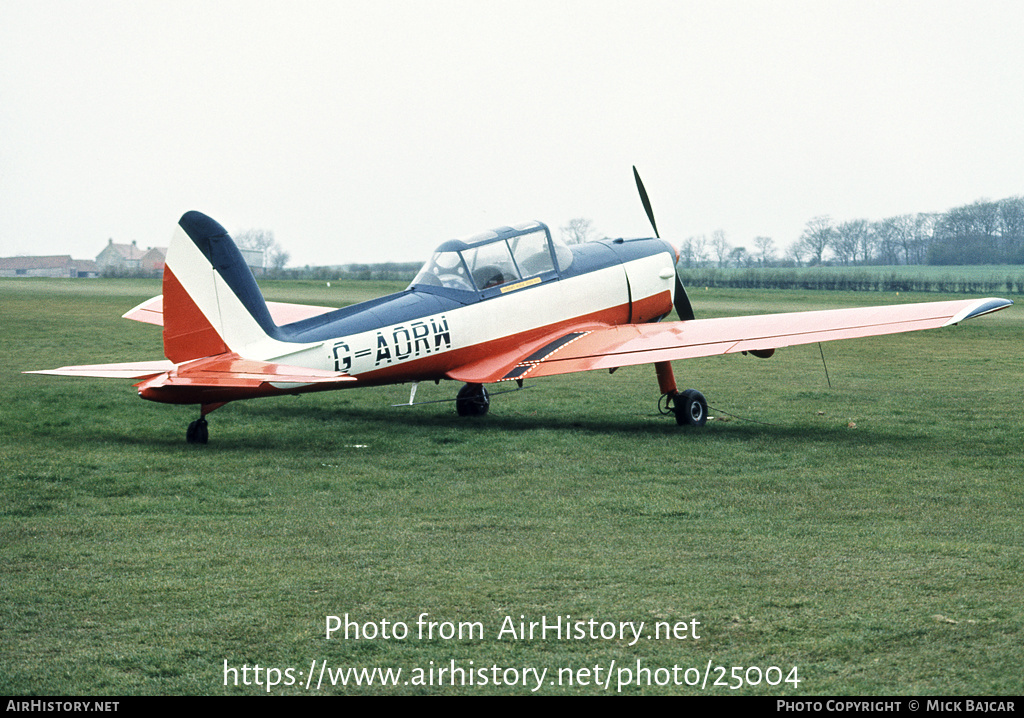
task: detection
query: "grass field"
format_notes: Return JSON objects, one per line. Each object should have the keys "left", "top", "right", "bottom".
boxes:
{"left": 2, "top": 278, "right": 1022, "bottom": 695}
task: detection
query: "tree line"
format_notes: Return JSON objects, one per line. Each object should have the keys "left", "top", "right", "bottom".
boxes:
{"left": 203, "top": 196, "right": 1024, "bottom": 282}
{"left": 275, "top": 262, "right": 421, "bottom": 281}
{"left": 674, "top": 195, "right": 1024, "bottom": 269}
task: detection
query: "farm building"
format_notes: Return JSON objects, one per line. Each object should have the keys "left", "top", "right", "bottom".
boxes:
{"left": 93, "top": 240, "right": 259, "bottom": 275}
{"left": 95, "top": 239, "right": 166, "bottom": 274}
{"left": 0, "top": 256, "right": 100, "bottom": 278}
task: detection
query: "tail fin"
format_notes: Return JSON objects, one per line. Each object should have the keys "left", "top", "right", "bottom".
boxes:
{"left": 162, "top": 211, "right": 278, "bottom": 363}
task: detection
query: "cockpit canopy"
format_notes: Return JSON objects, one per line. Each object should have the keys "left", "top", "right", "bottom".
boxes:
{"left": 410, "top": 221, "right": 573, "bottom": 294}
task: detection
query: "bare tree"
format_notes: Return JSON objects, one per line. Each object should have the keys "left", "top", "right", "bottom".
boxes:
{"left": 799, "top": 216, "right": 834, "bottom": 265}
{"left": 710, "top": 229, "right": 730, "bottom": 267}
{"left": 752, "top": 236, "right": 775, "bottom": 267}
{"left": 873, "top": 219, "right": 902, "bottom": 264}
{"left": 679, "top": 237, "right": 696, "bottom": 268}
{"left": 235, "top": 228, "right": 289, "bottom": 273}
{"left": 910, "top": 213, "right": 937, "bottom": 265}
{"left": 853, "top": 219, "right": 877, "bottom": 264}
{"left": 892, "top": 215, "right": 917, "bottom": 265}
{"left": 235, "top": 229, "right": 277, "bottom": 253}
{"left": 931, "top": 201, "right": 1002, "bottom": 264}
{"left": 690, "top": 234, "right": 709, "bottom": 267}
{"left": 786, "top": 241, "right": 806, "bottom": 267}
{"left": 269, "top": 247, "right": 291, "bottom": 272}
{"left": 873, "top": 214, "right": 932, "bottom": 265}
{"left": 832, "top": 220, "right": 868, "bottom": 265}
{"left": 998, "top": 196, "right": 1024, "bottom": 260}
{"left": 560, "top": 218, "right": 598, "bottom": 245}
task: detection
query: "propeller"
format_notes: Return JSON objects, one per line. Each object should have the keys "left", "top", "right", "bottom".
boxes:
{"left": 632, "top": 165, "right": 695, "bottom": 321}
{"left": 633, "top": 165, "right": 660, "bottom": 239}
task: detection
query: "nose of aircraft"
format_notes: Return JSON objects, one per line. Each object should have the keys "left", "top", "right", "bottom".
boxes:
{"left": 665, "top": 239, "right": 680, "bottom": 264}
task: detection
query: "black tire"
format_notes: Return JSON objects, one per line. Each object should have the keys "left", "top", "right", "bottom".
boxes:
{"left": 455, "top": 383, "right": 490, "bottom": 417}
{"left": 186, "top": 418, "right": 209, "bottom": 444}
{"left": 673, "top": 389, "right": 707, "bottom": 427}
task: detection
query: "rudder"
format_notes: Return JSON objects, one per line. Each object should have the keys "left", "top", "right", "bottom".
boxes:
{"left": 162, "top": 211, "right": 278, "bottom": 362}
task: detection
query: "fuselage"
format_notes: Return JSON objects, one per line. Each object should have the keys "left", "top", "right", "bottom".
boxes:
{"left": 138, "top": 221, "right": 678, "bottom": 405}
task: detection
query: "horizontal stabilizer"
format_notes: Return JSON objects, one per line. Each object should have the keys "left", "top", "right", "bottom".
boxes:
{"left": 152, "top": 353, "right": 356, "bottom": 388}
{"left": 122, "top": 296, "right": 165, "bottom": 326}
{"left": 26, "top": 354, "right": 354, "bottom": 391}
{"left": 25, "top": 360, "right": 176, "bottom": 379}
{"left": 123, "top": 295, "right": 336, "bottom": 327}
{"left": 129, "top": 352, "right": 357, "bottom": 405}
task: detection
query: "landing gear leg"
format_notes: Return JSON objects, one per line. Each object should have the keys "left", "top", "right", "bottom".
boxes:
{"left": 455, "top": 383, "right": 490, "bottom": 417}
{"left": 655, "top": 361, "right": 678, "bottom": 396}
{"left": 185, "top": 402, "right": 226, "bottom": 444}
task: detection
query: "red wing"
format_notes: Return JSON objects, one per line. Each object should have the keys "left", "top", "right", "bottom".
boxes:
{"left": 453, "top": 297, "right": 1011, "bottom": 383}
{"left": 444, "top": 321, "right": 612, "bottom": 384}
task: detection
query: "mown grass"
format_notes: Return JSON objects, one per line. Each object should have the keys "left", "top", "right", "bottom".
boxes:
{"left": 1, "top": 278, "right": 1021, "bottom": 695}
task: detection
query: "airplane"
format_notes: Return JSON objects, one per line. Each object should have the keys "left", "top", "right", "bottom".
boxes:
{"left": 27, "top": 169, "right": 1012, "bottom": 443}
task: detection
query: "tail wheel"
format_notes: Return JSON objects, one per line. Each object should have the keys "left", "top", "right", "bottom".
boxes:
{"left": 673, "top": 389, "right": 707, "bottom": 427}
{"left": 456, "top": 383, "right": 490, "bottom": 417}
{"left": 186, "top": 417, "right": 209, "bottom": 444}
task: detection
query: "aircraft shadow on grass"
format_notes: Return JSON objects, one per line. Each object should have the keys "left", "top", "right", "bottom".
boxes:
{"left": 80, "top": 398, "right": 937, "bottom": 453}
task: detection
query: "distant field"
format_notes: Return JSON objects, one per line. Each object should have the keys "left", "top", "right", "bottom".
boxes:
{"left": 2, "top": 278, "right": 1021, "bottom": 695}
{"left": 679, "top": 265, "right": 1024, "bottom": 294}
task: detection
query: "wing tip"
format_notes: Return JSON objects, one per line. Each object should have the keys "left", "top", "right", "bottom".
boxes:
{"left": 944, "top": 297, "right": 1013, "bottom": 326}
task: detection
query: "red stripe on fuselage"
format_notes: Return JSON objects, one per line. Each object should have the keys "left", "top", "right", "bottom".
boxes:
{"left": 343, "top": 292, "right": 670, "bottom": 386}
{"left": 630, "top": 289, "right": 673, "bottom": 324}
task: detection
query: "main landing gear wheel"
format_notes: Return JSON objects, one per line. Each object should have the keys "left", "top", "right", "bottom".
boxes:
{"left": 456, "top": 383, "right": 490, "bottom": 417}
{"left": 673, "top": 389, "right": 708, "bottom": 427}
{"left": 186, "top": 418, "right": 209, "bottom": 444}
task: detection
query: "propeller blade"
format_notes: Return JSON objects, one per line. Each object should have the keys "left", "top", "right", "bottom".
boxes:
{"left": 633, "top": 166, "right": 693, "bottom": 320}
{"left": 674, "top": 273, "right": 695, "bottom": 321}
{"left": 633, "top": 165, "right": 660, "bottom": 238}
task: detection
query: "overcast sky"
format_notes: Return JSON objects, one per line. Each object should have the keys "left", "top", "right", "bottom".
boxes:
{"left": 2, "top": 1, "right": 1022, "bottom": 266}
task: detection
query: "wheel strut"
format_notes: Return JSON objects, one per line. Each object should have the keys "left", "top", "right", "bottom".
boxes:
{"left": 185, "top": 402, "right": 227, "bottom": 444}
{"left": 654, "top": 361, "right": 707, "bottom": 427}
